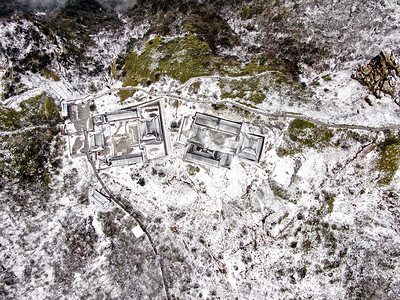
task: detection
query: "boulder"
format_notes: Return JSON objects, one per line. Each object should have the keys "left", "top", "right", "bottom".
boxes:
{"left": 352, "top": 49, "right": 400, "bottom": 105}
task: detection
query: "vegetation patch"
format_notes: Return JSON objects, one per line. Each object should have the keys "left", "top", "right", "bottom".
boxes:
{"left": 321, "top": 74, "right": 332, "bottom": 81}
{"left": 321, "top": 192, "right": 336, "bottom": 214}
{"left": 182, "top": 11, "right": 238, "bottom": 52}
{"left": 216, "top": 53, "right": 299, "bottom": 79}
{"left": 240, "top": 5, "right": 264, "bottom": 20}
{"left": 277, "top": 119, "right": 334, "bottom": 156}
{"left": 220, "top": 72, "right": 307, "bottom": 106}
{"left": 122, "top": 34, "right": 214, "bottom": 87}
{"left": 120, "top": 34, "right": 301, "bottom": 102}
{"left": 220, "top": 76, "right": 263, "bottom": 104}
{"left": 2, "top": 66, "right": 27, "bottom": 100}
{"left": 268, "top": 178, "right": 297, "bottom": 203}
{"left": 0, "top": 93, "right": 61, "bottom": 131}
{"left": 41, "top": 68, "right": 61, "bottom": 81}
{"left": 118, "top": 89, "right": 136, "bottom": 102}
{"left": 0, "top": 129, "right": 61, "bottom": 185}
{"left": 19, "top": 50, "right": 52, "bottom": 73}
{"left": 0, "top": 94, "right": 62, "bottom": 185}
{"left": 211, "top": 103, "right": 227, "bottom": 111}
{"left": 1, "top": 80, "right": 26, "bottom": 100}
{"left": 50, "top": 0, "right": 121, "bottom": 63}
{"left": 128, "top": 0, "right": 238, "bottom": 52}
{"left": 375, "top": 134, "right": 400, "bottom": 185}
{"left": 63, "top": 216, "right": 99, "bottom": 269}
{"left": 188, "top": 165, "right": 200, "bottom": 176}
{"left": 188, "top": 81, "right": 201, "bottom": 94}
{"left": 297, "top": 207, "right": 342, "bottom": 257}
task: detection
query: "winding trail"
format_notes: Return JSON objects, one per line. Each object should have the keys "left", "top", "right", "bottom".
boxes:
{"left": 85, "top": 148, "right": 171, "bottom": 300}
{"left": 172, "top": 70, "right": 285, "bottom": 92}
{"left": 4, "top": 71, "right": 400, "bottom": 131}
{"left": 77, "top": 79, "right": 399, "bottom": 299}
{"left": 76, "top": 77, "right": 400, "bottom": 132}
{"left": 7, "top": 73, "right": 398, "bottom": 299}
{"left": 0, "top": 125, "right": 50, "bottom": 136}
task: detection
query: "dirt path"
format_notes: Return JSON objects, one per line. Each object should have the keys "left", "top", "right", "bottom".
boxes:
{"left": 76, "top": 79, "right": 400, "bottom": 132}
{"left": 84, "top": 146, "right": 171, "bottom": 300}
{"left": 0, "top": 125, "right": 50, "bottom": 136}
{"left": 66, "top": 75, "right": 399, "bottom": 300}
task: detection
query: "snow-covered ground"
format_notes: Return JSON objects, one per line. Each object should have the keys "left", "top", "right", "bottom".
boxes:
{"left": 1, "top": 4, "right": 400, "bottom": 299}
{"left": 51, "top": 90, "right": 400, "bottom": 299}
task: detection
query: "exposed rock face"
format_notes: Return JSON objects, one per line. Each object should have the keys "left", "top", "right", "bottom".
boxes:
{"left": 352, "top": 50, "right": 400, "bottom": 105}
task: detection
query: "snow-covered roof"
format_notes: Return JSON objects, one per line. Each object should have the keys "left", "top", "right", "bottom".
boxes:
{"left": 89, "top": 189, "right": 109, "bottom": 208}
{"left": 139, "top": 116, "right": 163, "bottom": 144}
{"left": 88, "top": 132, "right": 105, "bottom": 152}
{"left": 185, "top": 144, "right": 221, "bottom": 167}
{"left": 183, "top": 112, "right": 264, "bottom": 168}
{"left": 194, "top": 112, "right": 242, "bottom": 135}
{"left": 61, "top": 101, "right": 68, "bottom": 117}
{"left": 106, "top": 109, "right": 139, "bottom": 122}
{"left": 237, "top": 133, "right": 265, "bottom": 163}
{"left": 70, "top": 99, "right": 170, "bottom": 169}
{"left": 110, "top": 152, "right": 144, "bottom": 166}
{"left": 132, "top": 225, "right": 145, "bottom": 238}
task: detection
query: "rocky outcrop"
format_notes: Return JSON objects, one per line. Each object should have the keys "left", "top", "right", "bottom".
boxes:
{"left": 352, "top": 50, "right": 400, "bottom": 105}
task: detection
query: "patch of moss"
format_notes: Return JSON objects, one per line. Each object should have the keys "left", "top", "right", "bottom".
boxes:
{"left": 268, "top": 178, "right": 297, "bottom": 203}
{"left": 324, "top": 193, "right": 335, "bottom": 214}
{"left": 248, "top": 53, "right": 300, "bottom": 80}
{"left": 0, "top": 94, "right": 62, "bottom": 185}
{"left": 215, "top": 53, "right": 299, "bottom": 80}
{"left": 0, "top": 93, "right": 61, "bottom": 131}
{"left": 240, "top": 5, "right": 264, "bottom": 20}
{"left": 248, "top": 92, "right": 266, "bottom": 104}
{"left": 123, "top": 34, "right": 214, "bottom": 87}
{"left": 188, "top": 81, "right": 201, "bottom": 94}
{"left": 117, "top": 89, "right": 135, "bottom": 102}
{"left": 110, "top": 61, "right": 119, "bottom": 80}
{"left": 277, "top": 119, "right": 334, "bottom": 156}
{"left": 220, "top": 71, "right": 307, "bottom": 106}
{"left": 215, "top": 57, "right": 255, "bottom": 77}
{"left": 375, "top": 135, "right": 400, "bottom": 185}
{"left": 321, "top": 74, "right": 332, "bottom": 81}
{"left": 188, "top": 165, "right": 200, "bottom": 176}
{"left": 41, "top": 69, "right": 60, "bottom": 81}
{"left": 121, "top": 34, "right": 301, "bottom": 99}
{"left": 219, "top": 76, "right": 263, "bottom": 104}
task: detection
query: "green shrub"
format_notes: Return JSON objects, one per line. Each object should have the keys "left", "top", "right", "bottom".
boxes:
{"left": 240, "top": 5, "right": 264, "bottom": 20}
{"left": 375, "top": 135, "right": 400, "bottom": 185}
{"left": 277, "top": 119, "right": 333, "bottom": 156}
{"left": 123, "top": 34, "right": 214, "bottom": 87}
{"left": 41, "top": 69, "right": 61, "bottom": 81}
{"left": 0, "top": 94, "right": 62, "bottom": 185}
{"left": 122, "top": 33, "right": 301, "bottom": 91}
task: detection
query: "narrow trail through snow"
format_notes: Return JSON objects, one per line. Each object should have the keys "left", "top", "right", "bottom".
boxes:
{"left": 5, "top": 74, "right": 400, "bottom": 131}
{"left": 0, "top": 125, "right": 50, "bottom": 136}
{"left": 85, "top": 147, "right": 172, "bottom": 300}
{"left": 82, "top": 81, "right": 400, "bottom": 132}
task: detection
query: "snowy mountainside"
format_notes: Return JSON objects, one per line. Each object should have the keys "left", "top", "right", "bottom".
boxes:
{"left": 0, "top": 8, "right": 147, "bottom": 102}
{"left": 0, "top": 1, "right": 400, "bottom": 299}
{"left": 226, "top": 0, "right": 400, "bottom": 69}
